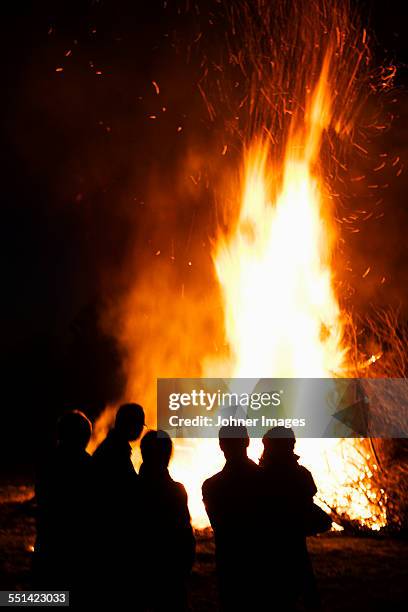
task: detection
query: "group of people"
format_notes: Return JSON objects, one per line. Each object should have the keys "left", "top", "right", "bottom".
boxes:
{"left": 34, "top": 402, "right": 324, "bottom": 611}
{"left": 203, "top": 424, "right": 322, "bottom": 611}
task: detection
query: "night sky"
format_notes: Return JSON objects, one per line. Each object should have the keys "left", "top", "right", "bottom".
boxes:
{"left": 1, "top": 1, "right": 407, "bottom": 475}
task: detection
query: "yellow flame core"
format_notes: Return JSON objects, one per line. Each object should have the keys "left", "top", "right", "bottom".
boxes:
{"left": 215, "top": 156, "right": 344, "bottom": 379}
{"left": 170, "top": 52, "right": 387, "bottom": 530}
{"left": 215, "top": 55, "right": 344, "bottom": 380}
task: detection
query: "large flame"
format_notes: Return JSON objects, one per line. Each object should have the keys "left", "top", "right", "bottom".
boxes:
{"left": 194, "top": 51, "right": 385, "bottom": 529}
{"left": 169, "top": 21, "right": 386, "bottom": 530}
{"left": 214, "top": 73, "right": 344, "bottom": 379}
{"left": 93, "top": 0, "right": 388, "bottom": 530}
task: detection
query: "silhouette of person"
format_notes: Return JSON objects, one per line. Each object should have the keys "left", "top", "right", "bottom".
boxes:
{"left": 260, "top": 426, "right": 319, "bottom": 611}
{"left": 34, "top": 410, "right": 92, "bottom": 598}
{"left": 139, "top": 430, "right": 195, "bottom": 611}
{"left": 91, "top": 403, "right": 145, "bottom": 608}
{"left": 92, "top": 402, "right": 145, "bottom": 488}
{"left": 202, "top": 426, "right": 262, "bottom": 611}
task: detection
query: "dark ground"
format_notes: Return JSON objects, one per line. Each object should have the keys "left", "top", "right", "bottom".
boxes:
{"left": 0, "top": 485, "right": 406, "bottom": 611}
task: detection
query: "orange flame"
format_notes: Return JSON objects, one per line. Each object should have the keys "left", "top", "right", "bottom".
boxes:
{"left": 169, "top": 13, "right": 386, "bottom": 529}
{"left": 93, "top": 0, "right": 387, "bottom": 530}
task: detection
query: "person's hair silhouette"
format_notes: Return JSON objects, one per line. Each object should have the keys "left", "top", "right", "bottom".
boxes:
{"left": 114, "top": 402, "right": 145, "bottom": 442}
{"left": 57, "top": 410, "right": 92, "bottom": 450}
{"left": 260, "top": 425, "right": 295, "bottom": 465}
{"left": 218, "top": 425, "right": 250, "bottom": 461}
{"left": 140, "top": 429, "right": 172, "bottom": 468}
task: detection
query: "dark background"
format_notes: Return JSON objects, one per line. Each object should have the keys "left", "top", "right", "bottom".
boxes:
{"left": 0, "top": 0, "right": 407, "bottom": 477}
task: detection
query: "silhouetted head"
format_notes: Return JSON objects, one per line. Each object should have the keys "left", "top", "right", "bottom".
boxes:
{"left": 140, "top": 429, "right": 172, "bottom": 469}
{"left": 219, "top": 425, "right": 249, "bottom": 462}
{"left": 57, "top": 410, "right": 92, "bottom": 451}
{"left": 114, "top": 403, "right": 145, "bottom": 442}
{"left": 261, "top": 426, "right": 296, "bottom": 463}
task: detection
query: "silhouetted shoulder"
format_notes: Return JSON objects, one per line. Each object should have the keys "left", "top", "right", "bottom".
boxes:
{"left": 244, "top": 457, "right": 259, "bottom": 470}
{"left": 203, "top": 458, "right": 259, "bottom": 491}
{"left": 173, "top": 480, "right": 188, "bottom": 502}
{"left": 170, "top": 481, "right": 193, "bottom": 529}
{"left": 91, "top": 429, "right": 137, "bottom": 486}
{"left": 298, "top": 464, "right": 317, "bottom": 497}
{"left": 202, "top": 459, "right": 261, "bottom": 517}
{"left": 165, "top": 479, "right": 190, "bottom": 517}
{"left": 201, "top": 471, "right": 222, "bottom": 501}
{"left": 202, "top": 470, "right": 222, "bottom": 493}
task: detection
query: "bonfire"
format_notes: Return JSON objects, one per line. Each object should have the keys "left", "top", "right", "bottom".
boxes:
{"left": 93, "top": 0, "right": 407, "bottom": 533}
